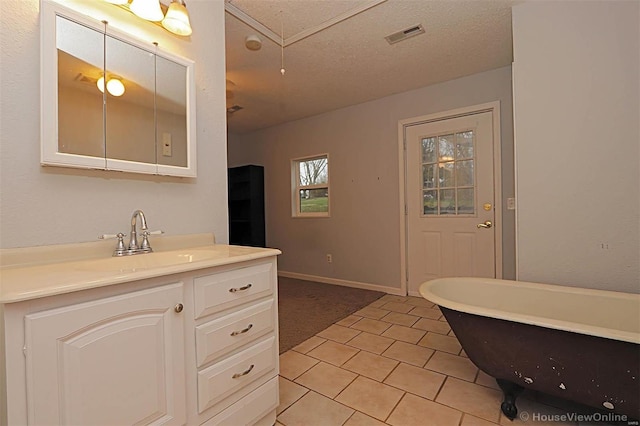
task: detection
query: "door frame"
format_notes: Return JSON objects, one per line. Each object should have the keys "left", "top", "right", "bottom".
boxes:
{"left": 398, "top": 101, "right": 503, "bottom": 296}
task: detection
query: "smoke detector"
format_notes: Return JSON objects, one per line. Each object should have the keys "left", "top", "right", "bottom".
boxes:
{"left": 385, "top": 24, "right": 425, "bottom": 44}
{"left": 245, "top": 34, "right": 262, "bottom": 51}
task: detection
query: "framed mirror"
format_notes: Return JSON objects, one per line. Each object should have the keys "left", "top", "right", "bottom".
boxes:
{"left": 41, "top": 1, "right": 197, "bottom": 177}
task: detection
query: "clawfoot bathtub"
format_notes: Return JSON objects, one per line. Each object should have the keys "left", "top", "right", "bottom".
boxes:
{"left": 420, "top": 277, "right": 640, "bottom": 421}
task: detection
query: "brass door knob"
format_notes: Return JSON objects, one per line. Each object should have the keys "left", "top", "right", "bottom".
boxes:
{"left": 174, "top": 303, "right": 184, "bottom": 313}
{"left": 477, "top": 221, "right": 493, "bottom": 229}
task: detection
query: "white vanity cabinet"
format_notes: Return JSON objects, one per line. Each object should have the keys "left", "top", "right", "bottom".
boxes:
{"left": 24, "top": 283, "right": 186, "bottom": 425}
{"left": 0, "top": 246, "right": 280, "bottom": 426}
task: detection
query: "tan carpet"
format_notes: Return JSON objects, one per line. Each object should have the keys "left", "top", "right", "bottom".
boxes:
{"left": 278, "top": 276, "right": 384, "bottom": 353}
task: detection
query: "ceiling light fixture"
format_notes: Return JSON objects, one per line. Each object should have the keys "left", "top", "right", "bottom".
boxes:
{"left": 104, "top": 0, "right": 193, "bottom": 37}
{"left": 162, "top": 0, "right": 193, "bottom": 36}
{"left": 97, "top": 76, "right": 126, "bottom": 97}
{"left": 129, "top": 0, "right": 164, "bottom": 21}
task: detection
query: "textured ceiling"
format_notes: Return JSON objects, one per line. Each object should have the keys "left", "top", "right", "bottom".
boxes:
{"left": 225, "top": 0, "right": 515, "bottom": 134}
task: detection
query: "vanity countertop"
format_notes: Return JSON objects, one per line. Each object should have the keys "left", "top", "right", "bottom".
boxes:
{"left": 0, "top": 237, "right": 280, "bottom": 304}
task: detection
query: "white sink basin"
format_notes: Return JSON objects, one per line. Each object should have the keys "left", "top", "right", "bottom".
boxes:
{"left": 75, "top": 248, "right": 225, "bottom": 273}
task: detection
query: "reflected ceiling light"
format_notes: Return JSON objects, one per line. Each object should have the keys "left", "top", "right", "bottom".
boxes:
{"left": 130, "top": 0, "right": 164, "bottom": 22}
{"left": 97, "top": 76, "right": 126, "bottom": 97}
{"left": 104, "top": 0, "right": 128, "bottom": 4}
{"left": 162, "top": 0, "right": 193, "bottom": 36}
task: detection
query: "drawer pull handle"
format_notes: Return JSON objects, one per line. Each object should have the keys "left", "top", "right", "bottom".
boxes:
{"left": 232, "top": 364, "right": 255, "bottom": 379}
{"left": 230, "top": 324, "right": 253, "bottom": 336}
{"left": 229, "top": 283, "right": 252, "bottom": 293}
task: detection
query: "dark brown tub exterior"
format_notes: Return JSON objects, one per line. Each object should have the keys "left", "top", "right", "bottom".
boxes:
{"left": 441, "top": 307, "right": 640, "bottom": 420}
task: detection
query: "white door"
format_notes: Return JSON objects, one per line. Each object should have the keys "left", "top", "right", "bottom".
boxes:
{"left": 24, "top": 283, "right": 186, "bottom": 426}
{"left": 406, "top": 111, "right": 496, "bottom": 295}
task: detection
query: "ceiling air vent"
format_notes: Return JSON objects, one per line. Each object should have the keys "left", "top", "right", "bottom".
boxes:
{"left": 227, "top": 105, "right": 243, "bottom": 114}
{"left": 385, "top": 24, "right": 425, "bottom": 45}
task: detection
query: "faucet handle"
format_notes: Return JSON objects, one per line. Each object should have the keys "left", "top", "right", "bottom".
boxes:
{"left": 140, "top": 230, "right": 163, "bottom": 251}
{"left": 99, "top": 232, "right": 126, "bottom": 240}
{"left": 100, "top": 233, "right": 127, "bottom": 256}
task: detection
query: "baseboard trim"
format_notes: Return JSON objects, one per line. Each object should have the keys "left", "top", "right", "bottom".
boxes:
{"left": 277, "top": 271, "right": 405, "bottom": 296}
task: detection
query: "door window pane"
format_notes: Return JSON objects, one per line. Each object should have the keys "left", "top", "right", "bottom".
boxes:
{"left": 420, "top": 129, "right": 476, "bottom": 216}
{"left": 423, "top": 190, "right": 437, "bottom": 215}
{"left": 421, "top": 137, "right": 437, "bottom": 163}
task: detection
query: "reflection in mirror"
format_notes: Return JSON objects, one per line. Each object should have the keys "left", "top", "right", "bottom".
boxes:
{"left": 156, "top": 55, "right": 188, "bottom": 168}
{"left": 105, "top": 35, "right": 156, "bottom": 164}
{"left": 56, "top": 16, "right": 105, "bottom": 159}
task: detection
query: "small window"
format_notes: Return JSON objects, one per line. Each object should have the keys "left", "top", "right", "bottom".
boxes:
{"left": 292, "top": 154, "right": 329, "bottom": 217}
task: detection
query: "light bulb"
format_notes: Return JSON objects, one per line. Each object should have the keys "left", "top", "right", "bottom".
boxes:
{"left": 162, "top": 0, "right": 193, "bottom": 36}
{"left": 130, "top": 0, "right": 164, "bottom": 22}
{"left": 106, "top": 78, "right": 125, "bottom": 96}
{"left": 97, "top": 76, "right": 105, "bottom": 93}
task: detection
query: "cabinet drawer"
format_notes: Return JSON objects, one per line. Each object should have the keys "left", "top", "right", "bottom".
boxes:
{"left": 197, "top": 336, "right": 277, "bottom": 414}
{"left": 195, "top": 299, "right": 275, "bottom": 367}
{"left": 201, "top": 377, "right": 277, "bottom": 426}
{"left": 194, "top": 262, "right": 273, "bottom": 319}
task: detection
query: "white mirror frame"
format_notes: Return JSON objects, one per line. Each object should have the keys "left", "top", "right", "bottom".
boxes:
{"left": 41, "top": 0, "right": 197, "bottom": 178}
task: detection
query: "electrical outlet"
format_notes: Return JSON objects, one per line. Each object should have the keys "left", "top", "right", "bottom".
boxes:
{"left": 162, "top": 132, "right": 172, "bottom": 157}
{"left": 326, "top": 254, "right": 332, "bottom": 263}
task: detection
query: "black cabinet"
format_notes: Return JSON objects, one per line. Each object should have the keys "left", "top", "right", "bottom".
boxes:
{"left": 228, "top": 165, "right": 265, "bottom": 247}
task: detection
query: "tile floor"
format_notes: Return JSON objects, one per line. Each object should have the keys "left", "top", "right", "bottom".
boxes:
{"left": 275, "top": 294, "right": 598, "bottom": 426}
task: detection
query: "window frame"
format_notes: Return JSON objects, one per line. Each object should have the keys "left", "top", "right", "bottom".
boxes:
{"left": 291, "top": 153, "right": 330, "bottom": 218}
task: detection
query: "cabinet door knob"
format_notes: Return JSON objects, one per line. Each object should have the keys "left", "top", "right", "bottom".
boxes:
{"left": 174, "top": 303, "right": 184, "bottom": 313}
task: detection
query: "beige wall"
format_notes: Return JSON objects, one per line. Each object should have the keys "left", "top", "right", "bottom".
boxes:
{"left": 513, "top": 1, "right": 639, "bottom": 293}
{"left": 0, "top": 0, "right": 228, "bottom": 248}
{"left": 229, "top": 66, "right": 515, "bottom": 291}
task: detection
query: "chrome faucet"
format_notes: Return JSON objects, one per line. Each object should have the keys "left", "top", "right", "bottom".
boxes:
{"left": 129, "top": 210, "right": 152, "bottom": 254}
{"left": 99, "top": 210, "right": 163, "bottom": 256}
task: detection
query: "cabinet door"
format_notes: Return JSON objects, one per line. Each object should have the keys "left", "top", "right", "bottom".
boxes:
{"left": 24, "top": 283, "right": 186, "bottom": 425}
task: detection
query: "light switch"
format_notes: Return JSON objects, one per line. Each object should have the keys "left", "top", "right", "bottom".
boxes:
{"left": 507, "top": 198, "right": 516, "bottom": 210}
{"left": 162, "top": 133, "right": 172, "bottom": 157}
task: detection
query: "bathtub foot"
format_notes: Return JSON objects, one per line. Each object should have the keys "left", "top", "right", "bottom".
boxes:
{"left": 496, "top": 379, "right": 524, "bottom": 421}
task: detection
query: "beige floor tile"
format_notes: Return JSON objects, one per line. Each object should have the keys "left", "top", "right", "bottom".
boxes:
{"left": 306, "top": 340, "right": 360, "bottom": 366}
{"left": 342, "top": 350, "right": 399, "bottom": 382}
{"left": 347, "top": 332, "right": 395, "bottom": 354}
{"left": 336, "top": 314, "right": 363, "bottom": 327}
{"left": 350, "top": 317, "right": 392, "bottom": 335}
{"left": 279, "top": 350, "right": 319, "bottom": 380}
{"left": 383, "top": 362, "right": 446, "bottom": 400}
{"left": 380, "top": 301, "right": 414, "bottom": 314}
{"left": 381, "top": 324, "right": 426, "bottom": 344}
{"left": 409, "top": 306, "right": 442, "bottom": 319}
{"left": 366, "top": 299, "right": 387, "bottom": 308}
{"left": 381, "top": 311, "right": 419, "bottom": 327}
{"left": 498, "top": 397, "right": 578, "bottom": 425}
{"left": 344, "top": 411, "right": 387, "bottom": 426}
{"left": 436, "top": 377, "right": 502, "bottom": 423}
{"left": 425, "top": 351, "right": 479, "bottom": 382}
{"left": 382, "top": 340, "right": 434, "bottom": 367}
{"left": 277, "top": 391, "right": 355, "bottom": 426}
{"left": 295, "top": 361, "right": 358, "bottom": 398}
{"left": 418, "top": 332, "right": 462, "bottom": 354}
{"left": 317, "top": 324, "right": 361, "bottom": 343}
{"left": 404, "top": 297, "right": 435, "bottom": 308}
{"left": 292, "top": 336, "right": 326, "bottom": 354}
{"left": 277, "top": 377, "right": 309, "bottom": 414}
{"left": 438, "top": 314, "right": 448, "bottom": 322}
{"left": 462, "top": 414, "right": 500, "bottom": 426}
{"left": 335, "top": 376, "right": 404, "bottom": 421}
{"left": 387, "top": 393, "right": 462, "bottom": 426}
{"left": 379, "top": 294, "right": 408, "bottom": 303}
{"left": 353, "top": 306, "right": 391, "bottom": 320}
{"left": 412, "top": 317, "right": 451, "bottom": 335}
{"left": 475, "top": 370, "right": 500, "bottom": 390}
